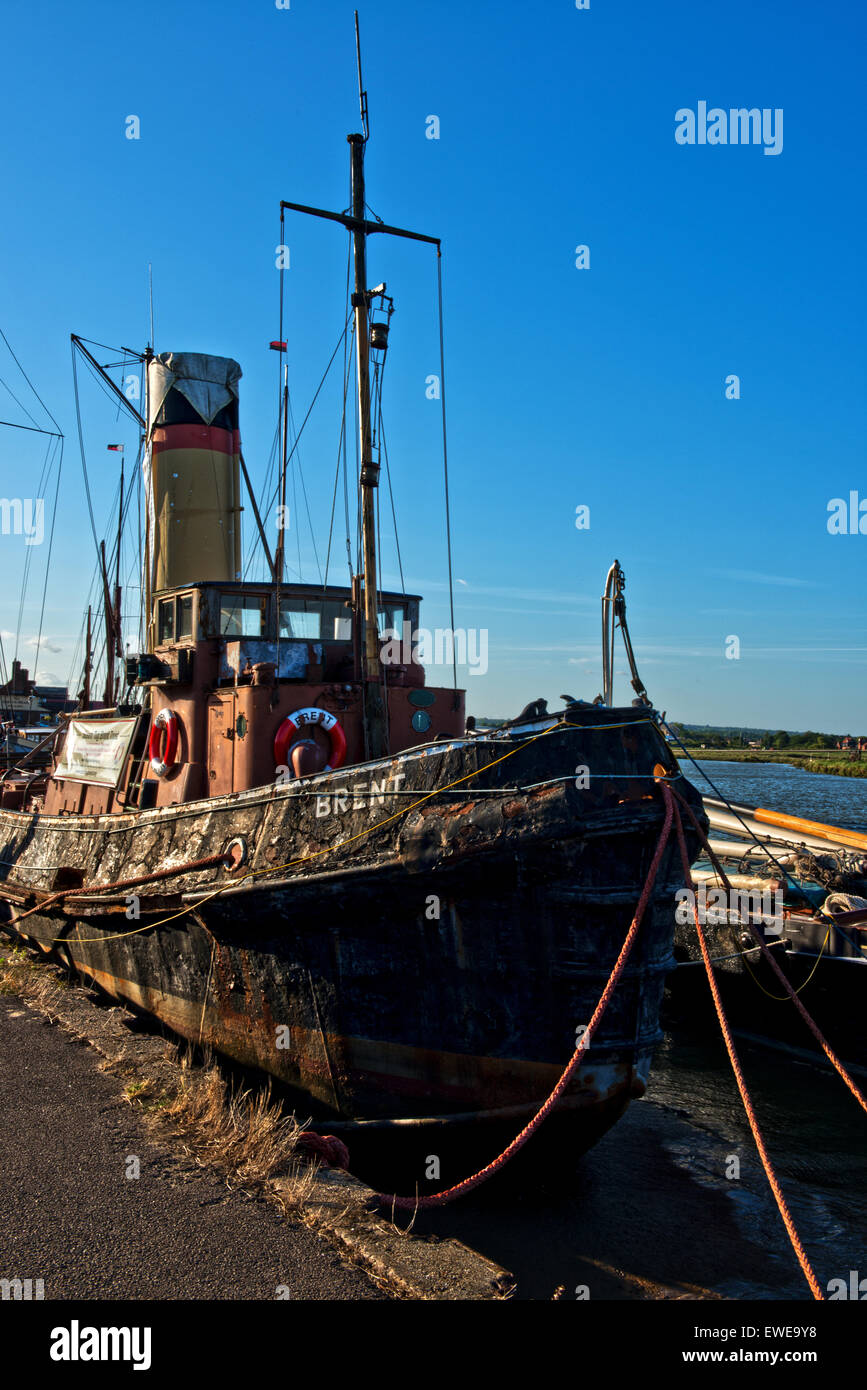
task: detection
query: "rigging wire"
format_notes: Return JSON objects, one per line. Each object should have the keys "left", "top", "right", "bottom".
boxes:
{"left": 0, "top": 326, "right": 65, "bottom": 719}
{"left": 71, "top": 341, "right": 109, "bottom": 572}
{"left": 0, "top": 631, "right": 16, "bottom": 726}
{"left": 63, "top": 437, "right": 141, "bottom": 701}
{"left": 343, "top": 348, "right": 354, "bottom": 585}
{"left": 0, "top": 374, "right": 43, "bottom": 430}
{"left": 323, "top": 272, "right": 356, "bottom": 590}
{"left": 354, "top": 347, "right": 362, "bottom": 578}
{"left": 380, "top": 421, "right": 405, "bottom": 596}
{"left": 32, "top": 437, "right": 64, "bottom": 684}
{"left": 343, "top": 316, "right": 354, "bottom": 583}
{"left": 72, "top": 335, "right": 146, "bottom": 361}
{"left": 136, "top": 427, "right": 143, "bottom": 651}
{"left": 0, "top": 419, "right": 62, "bottom": 437}
{"left": 370, "top": 328, "right": 405, "bottom": 595}
{"left": 285, "top": 389, "right": 323, "bottom": 584}
{"left": 77, "top": 350, "right": 143, "bottom": 426}
{"left": 0, "top": 325, "right": 63, "bottom": 432}
{"left": 68, "top": 341, "right": 137, "bottom": 695}
{"left": 100, "top": 452, "right": 141, "bottom": 693}
{"left": 436, "top": 248, "right": 458, "bottom": 693}
{"left": 13, "top": 432, "right": 57, "bottom": 660}
{"left": 375, "top": 479, "right": 390, "bottom": 746}
{"left": 65, "top": 569, "right": 101, "bottom": 700}
{"left": 239, "top": 419, "right": 289, "bottom": 586}
{"left": 292, "top": 437, "right": 301, "bottom": 579}
{"left": 321, "top": 233, "right": 355, "bottom": 593}
{"left": 257, "top": 313, "right": 353, "bottom": 542}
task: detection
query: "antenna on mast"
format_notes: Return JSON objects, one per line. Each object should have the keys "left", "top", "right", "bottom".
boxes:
{"left": 354, "top": 10, "right": 369, "bottom": 142}
{"left": 148, "top": 264, "right": 155, "bottom": 350}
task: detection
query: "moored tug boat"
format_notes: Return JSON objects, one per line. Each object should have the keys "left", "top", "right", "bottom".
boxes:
{"left": 0, "top": 83, "right": 706, "bottom": 1161}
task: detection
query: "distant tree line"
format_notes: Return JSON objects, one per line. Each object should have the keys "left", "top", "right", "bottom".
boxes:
{"left": 759, "top": 730, "right": 839, "bottom": 750}
{"left": 669, "top": 724, "right": 859, "bottom": 752}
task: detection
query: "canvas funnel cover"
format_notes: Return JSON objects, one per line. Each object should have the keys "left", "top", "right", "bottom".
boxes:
{"left": 147, "top": 352, "right": 242, "bottom": 429}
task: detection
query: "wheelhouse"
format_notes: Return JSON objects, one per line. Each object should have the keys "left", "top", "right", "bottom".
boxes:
{"left": 42, "top": 580, "right": 464, "bottom": 817}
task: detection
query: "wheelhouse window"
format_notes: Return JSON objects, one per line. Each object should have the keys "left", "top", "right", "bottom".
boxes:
{"left": 157, "top": 598, "right": 175, "bottom": 644}
{"left": 177, "top": 593, "right": 194, "bottom": 640}
{"left": 157, "top": 591, "right": 196, "bottom": 644}
{"left": 379, "top": 604, "right": 405, "bottom": 637}
{"left": 274, "top": 592, "right": 417, "bottom": 643}
{"left": 220, "top": 593, "right": 268, "bottom": 637}
{"left": 279, "top": 597, "right": 353, "bottom": 641}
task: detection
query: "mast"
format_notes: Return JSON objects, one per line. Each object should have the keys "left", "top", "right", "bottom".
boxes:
{"left": 349, "top": 130, "right": 387, "bottom": 759}
{"left": 114, "top": 457, "right": 124, "bottom": 699}
{"left": 278, "top": 12, "right": 440, "bottom": 758}
{"left": 69, "top": 335, "right": 148, "bottom": 659}
{"left": 101, "top": 540, "right": 115, "bottom": 707}
{"left": 82, "top": 605, "right": 92, "bottom": 709}
{"left": 274, "top": 365, "right": 289, "bottom": 587}
{"left": 143, "top": 346, "right": 153, "bottom": 652}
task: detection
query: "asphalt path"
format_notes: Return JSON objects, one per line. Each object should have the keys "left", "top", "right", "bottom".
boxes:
{"left": 0, "top": 994, "right": 385, "bottom": 1300}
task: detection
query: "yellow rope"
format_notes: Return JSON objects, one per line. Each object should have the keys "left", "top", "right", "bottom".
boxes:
{"left": 738, "top": 926, "right": 831, "bottom": 1000}
{"left": 33, "top": 720, "right": 572, "bottom": 945}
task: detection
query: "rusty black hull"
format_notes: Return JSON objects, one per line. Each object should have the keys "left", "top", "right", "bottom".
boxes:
{"left": 0, "top": 712, "right": 704, "bottom": 1146}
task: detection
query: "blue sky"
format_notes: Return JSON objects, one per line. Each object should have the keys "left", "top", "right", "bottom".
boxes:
{"left": 1, "top": 0, "right": 865, "bottom": 730}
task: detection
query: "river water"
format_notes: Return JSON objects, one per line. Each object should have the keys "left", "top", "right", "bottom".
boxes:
{"left": 676, "top": 757, "right": 867, "bottom": 835}
{"left": 410, "top": 760, "right": 867, "bottom": 1300}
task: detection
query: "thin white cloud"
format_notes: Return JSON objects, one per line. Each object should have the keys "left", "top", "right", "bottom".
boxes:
{"left": 398, "top": 577, "right": 596, "bottom": 607}
{"left": 498, "top": 642, "right": 719, "bottom": 658}
{"left": 475, "top": 605, "right": 600, "bottom": 618}
{"left": 708, "top": 568, "right": 817, "bottom": 589}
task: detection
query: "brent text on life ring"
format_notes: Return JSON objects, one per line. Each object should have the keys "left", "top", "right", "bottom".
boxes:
{"left": 274, "top": 707, "right": 347, "bottom": 774}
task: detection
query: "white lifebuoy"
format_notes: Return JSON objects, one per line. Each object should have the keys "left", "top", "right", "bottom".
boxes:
{"left": 274, "top": 707, "right": 347, "bottom": 773}
{"left": 149, "top": 708, "right": 179, "bottom": 778}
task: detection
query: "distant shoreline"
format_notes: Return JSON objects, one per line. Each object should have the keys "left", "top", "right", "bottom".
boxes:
{"left": 673, "top": 749, "right": 867, "bottom": 779}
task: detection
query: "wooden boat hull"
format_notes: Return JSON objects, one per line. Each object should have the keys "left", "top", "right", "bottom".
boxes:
{"left": 0, "top": 712, "right": 704, "bottom": 1147}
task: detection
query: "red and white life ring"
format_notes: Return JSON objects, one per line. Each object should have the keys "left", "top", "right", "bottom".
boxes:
{"left": 274, "top": 707, "right": 347, "bottom": 774}
{"left": 149, "top": 708, "right": 179, "bottom": 778}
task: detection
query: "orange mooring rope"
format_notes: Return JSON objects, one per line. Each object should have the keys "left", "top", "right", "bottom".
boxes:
{"left": 370, "top": 781, "right": 832, "bottom": 1304}
{"left": 371, "top": 785, "right": 677, "bottom": 1211}
{"left": 673, "top": 786, "right": 867, "bottom": 1117}
{"left": 668, "top": 789, "right": 824, "bottom": 1301}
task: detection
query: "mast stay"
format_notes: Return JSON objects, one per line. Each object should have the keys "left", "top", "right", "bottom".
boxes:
{"left": 279, "top": 12, "right": 442, "bottom": 760}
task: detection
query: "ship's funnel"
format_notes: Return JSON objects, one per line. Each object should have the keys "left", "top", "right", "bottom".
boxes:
{"left": 145, "top": 352, "right": 242, "bottom": 594}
